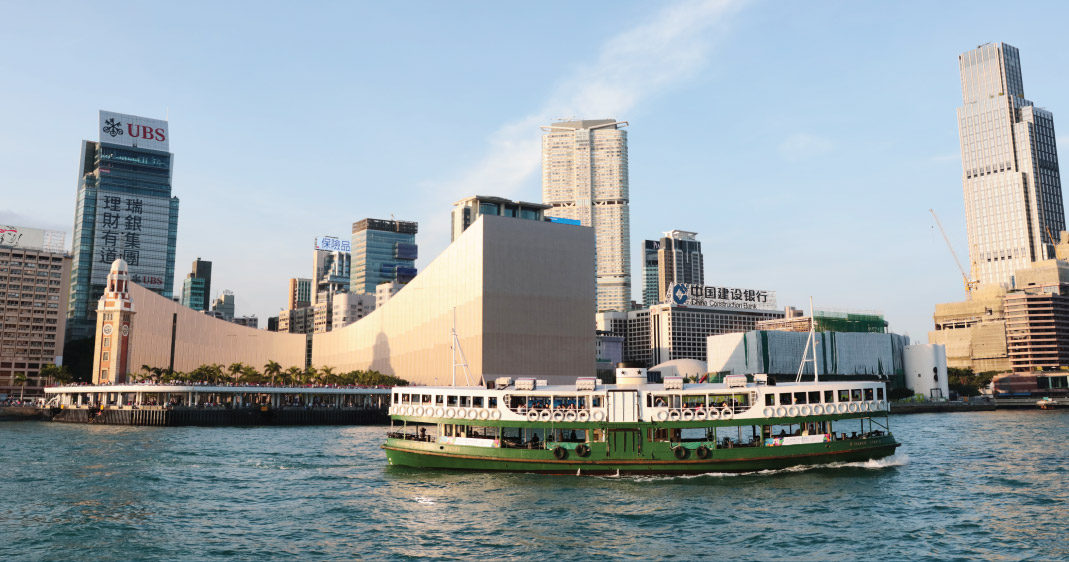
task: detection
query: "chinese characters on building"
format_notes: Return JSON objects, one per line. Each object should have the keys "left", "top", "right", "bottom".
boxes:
{"left": 316, "top": 237, "right": 351, "bottom": 252}
{"left": 669, "top": 283, "right": 777, "bottom": 310}
{"left": 94, "top": 194, "right": 166, "bottom": 289}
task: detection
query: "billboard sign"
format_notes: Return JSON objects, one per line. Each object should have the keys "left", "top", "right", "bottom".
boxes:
{"left": 90, "top": 193, "right": 172, "bottom": 290}
{"left": 99, "top": 110, "right": 169, "bottom": 152}
{"left": 0, "top": 225, "right": 65, "bottom": 251}
{"left": 668, "top": 283, "right": 777, "bottom": 311}
{"left": 315, "top": 236, "right": 351, "bottom": 253}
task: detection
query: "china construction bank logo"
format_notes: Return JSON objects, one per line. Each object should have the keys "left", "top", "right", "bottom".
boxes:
{"left": 102, "top": 118, "right": 124, "bottom": 138}
{"left": 670, "top": 283, "right": 688, "bottom": 305}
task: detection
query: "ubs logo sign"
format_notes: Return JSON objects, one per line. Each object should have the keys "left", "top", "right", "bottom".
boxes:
{"left": 101, "top": 117, "right": 167, "bottom": 142}
{"left": 102, "top": 118, "right": 124, "bottom": 138}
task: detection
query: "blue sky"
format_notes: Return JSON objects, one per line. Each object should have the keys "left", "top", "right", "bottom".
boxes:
{"left": 3, "top": 0, "right": 1068, "bottom": 341}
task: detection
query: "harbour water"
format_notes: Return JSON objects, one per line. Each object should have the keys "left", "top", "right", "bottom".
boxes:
{"left": 1, "top": 411, "right": 1067, "bottom": 561}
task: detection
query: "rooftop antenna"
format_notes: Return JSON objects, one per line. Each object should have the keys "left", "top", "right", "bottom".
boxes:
{"left": 451, "top": 307, "right": 475, "bottom": 387}
{"left": 796, "top": 296, "right": 820, "bottom": 383}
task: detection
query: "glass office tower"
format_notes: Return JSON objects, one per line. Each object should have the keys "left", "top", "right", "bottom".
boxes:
{"left": 958, "top": 43, "right": 1064, "bottom": 289}
{"left": 68, "top": 111, "right": 179, "bottom": 340}
{"left": 350, "top": 219, "right": 418, "bottom": 294}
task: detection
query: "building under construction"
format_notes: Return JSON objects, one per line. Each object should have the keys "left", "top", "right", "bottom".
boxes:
{"left": 756, "top": 309, "right": 887, "bottom": 334}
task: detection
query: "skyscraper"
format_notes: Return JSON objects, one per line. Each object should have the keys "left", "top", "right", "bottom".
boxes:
{"left": 541, "top": 119, "right": 630, "bottom": 312}
{"left": 180, "top": 258, "right": 212, "bottom": 311}
{"left": 658, "top": 230, "right": 704, "bottom": 300}
{"left": 312, "top": 237, "right": 351, "bottom": 305}
{"left": 642, "top": 240, "right": 660, "bottom": 308}
{"left": 68, "top": 111, "right": 179, "bottom": 340}
{"left": 287, "top": 278, "right": 311, "bottom": 310}
{"left": 350, "top": 219, "right": 418, "bottom": 295}
{"left": 958, "top": 43, "right": 1064, "bottom": 289}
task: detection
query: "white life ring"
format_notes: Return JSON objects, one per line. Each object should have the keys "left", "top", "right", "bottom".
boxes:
{"left": 456, "top": 408, "right": 467, "bottom": 419}
{"left": 876, "top": 400, "right": 885, "bottom": 410}
{"left": 478, "top": 409, "right": 489, "bottom": 420}
{"left": 800, "top": 405, "right": 811, "bottom": 416}
{"left": 787, "top": 406, "right": 799, "bottom": 417}
{"left": 435, "top": 407, "right": 444, "bottom": 418}
{"left": 539, "top": 410, "right": 552, "bottom": 422}
{"left": 564, "top": 411, "right": 577, "bottom": 422}
{"left": 592, "top": 410, "right": 605, "bottom": 422}
{"left": 467, "top": 409, "right": 478, "bottom": 420}
{"left": 446, "top": 408, "right": 456, "bottom": 419}
{"left": 526, "top": 410, "right": 539, "bottom": 422}
{"left": 655, "top": 410, "right": 668, "bottom": 422}
{"left": 721, "top": 409, "right": 734, "bottom": 421}
{"left": 682, "top": 410, "right": 695, "bottom": 422}
{"left": 491, "top": 409, "right": 502, "bottom": 420}
{"left": 861, "top": 401, "right": 871, "bottom": 412}
{"left": 837, "top": 403, "right": 848, "bottom": 414}
{"left": 848, "top": 402, "right": 859, "bottom": 413}
{"left": 695, "top": 409, "right": 707, "bottom": 421}
{"left": 713, "top": 409, "right": 724, "bottom": 421}
{"left": 763, "top": 407, "right": 774, "bottom": 418}
{"left": 552, "top": 410, "right": 565, "bottom": 422}
{"left": 775, "top": 406, "right": 786, "bottom": 417}
{"left": 812, "top": 404, "right": 824, "bottom": 415}
{"left": 669, "top": 410, "right": 681, "bottom": 422}
{"left": 577, "top": 411, "right": 589, "bottom": 422}
{"left": 413, "top": 406, "right": 422, "bottom": 416}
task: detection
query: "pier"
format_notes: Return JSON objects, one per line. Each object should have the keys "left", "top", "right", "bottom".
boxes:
{"left": 42, "top": 384, "right": 392, "bottom": 427}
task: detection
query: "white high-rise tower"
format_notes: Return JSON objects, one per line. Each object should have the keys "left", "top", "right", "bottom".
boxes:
{"left": 541, "top": 119, "right": 631, "bottom": 312}
{"left": 958, "top": 43, "right": 1064, "bottom": 289}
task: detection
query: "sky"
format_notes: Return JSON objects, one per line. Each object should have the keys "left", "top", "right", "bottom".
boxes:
{"left": 2, "top": 0, "right": 1069, "bottom": 342}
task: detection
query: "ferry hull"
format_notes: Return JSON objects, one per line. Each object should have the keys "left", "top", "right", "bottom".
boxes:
{"left": 383, "top": 435, "right": 900, "bottom": 475}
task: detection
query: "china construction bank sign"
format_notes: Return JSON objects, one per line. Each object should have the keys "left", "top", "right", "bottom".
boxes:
{"left": 667, "top": 283, "right": 777, "bottom": 311}
{"left": 99, "top": 110, "right": 169, "bottom": 152}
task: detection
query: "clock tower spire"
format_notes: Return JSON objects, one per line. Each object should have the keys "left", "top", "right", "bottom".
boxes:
{"left": 92, "top": 259, "right": 136, "bottom": 384}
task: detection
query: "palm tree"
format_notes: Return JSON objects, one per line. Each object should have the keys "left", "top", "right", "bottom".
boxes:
{"left": 227, "top": 362, "right": 246, "bottom": 383}
{"left": 319, "top": 366, "right": 335, "bottom": 385}
{"left": 283, "top": 366, "right": 302, "bottom": 386}
{"left": 13, "top": 373, "right": 27, "bottom": 401}
{"left": 302, "top": 366, "right": 319, "bottom": 386}
{"left": 264, "top": 360, "right": 281, "bottom": 386}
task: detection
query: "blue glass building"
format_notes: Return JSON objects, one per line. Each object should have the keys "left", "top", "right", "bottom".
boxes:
{"left": 350, "top": 219, "right": 418, "bottom": 294}
{"left": 67, "top": 111, "right": 179, "bottom": 340}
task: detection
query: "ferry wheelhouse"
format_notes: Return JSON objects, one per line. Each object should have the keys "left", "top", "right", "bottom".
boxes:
{"left": 383, "top": 368, "right": 900, "bottom": 474}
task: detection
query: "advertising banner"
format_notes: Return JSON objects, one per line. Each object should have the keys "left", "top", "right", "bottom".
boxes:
{"left": 90, "top": 193, "right": 171, "bottom": 289}
{"left": 99, "top": 110, "right": 169, "bottom": 152}
{"left": 0, "top": 225, "right": 45, "bottom": 249}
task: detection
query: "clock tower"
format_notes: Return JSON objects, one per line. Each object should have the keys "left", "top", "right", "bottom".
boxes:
{"left": 92, "top": 259, "right": 137, "bottom": 384}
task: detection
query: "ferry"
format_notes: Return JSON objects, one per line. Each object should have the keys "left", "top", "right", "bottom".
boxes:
{"left": 382, "top": 367, "right": 901, "bottom": 474}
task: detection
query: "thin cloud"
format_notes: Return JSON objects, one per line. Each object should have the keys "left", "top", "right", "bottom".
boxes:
{"left": 778, "top": 132, "right": 834, "bottom": 162}
{"left": 435, "top": 0, "right": 748, "bottom": 199}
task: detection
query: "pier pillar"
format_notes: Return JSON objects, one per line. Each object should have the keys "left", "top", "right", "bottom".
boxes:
{"left": 77, "top": 394, "right": 83, "bottom": 407}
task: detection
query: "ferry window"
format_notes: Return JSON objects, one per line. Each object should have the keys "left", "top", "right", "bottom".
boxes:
{"left": 591, "top": 429, "right": 605, "bottom": 442}
{"left": 779, "top": 393, "right": 793, "bottom": 405}
{"left": 652, "top": 395, "right": 668, "bottom": 407}
{"left": 851, "top": 389, "right": 862, "bottom": 401}
{"left": 592, "top": 396, "right": 602, "bottom": 408}
{"left": 793, "top": 392, "right": 807, "bottom": 405}
{"left": 473, "top": 397, "right": 484, "bottom": 408}
{"left": 876, "top": 388, "right": 884, "bottom": 400}
{"left": 648, "top": 427, "right": 673, "bottom": 442}
{"left": 808, "top": 391, "right": 821, "bottom": 404}
{"left": 683, "top": 395, "right": 705, "bottom": 408}
{"left": 460, "top": 396, "right": 471, "bottom": 407}
{"left": 422, "top": 394, "right": 432, "bottom": 404}
{"left": 435, "top": 395, "right": 444, "bottom": 405}
{"left": 488, "top": 397, "right": 497, "bottom": 408}
{"left": 578, "top": 397, "right": 587, "bottom": 409}
{"left": 446, "top": 396, "right": 457, "bottom": 407}
{"left": 554, "top": 429, "right": 585, "bottom": 442}
{"left": 864, "top": 389, "right": 874, "bottom": 401}
{"left": 765, "top": 394, "right": 775, "bottom": 406}
{"left": 671, "top": 395, "right": 682, "bottom": 409}
{"left": 824, "top": 390, "right": 835, "bottom": 403}
{"left": 839, "top": 389, "right": 850, "bottom": 402}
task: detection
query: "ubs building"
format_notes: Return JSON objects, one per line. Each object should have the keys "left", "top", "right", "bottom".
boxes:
{"left": 67, "top": 111, "right": 179, "bottom": 340}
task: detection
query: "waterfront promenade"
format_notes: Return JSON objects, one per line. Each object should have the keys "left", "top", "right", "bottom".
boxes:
{"left": 42, "top": 383, "right": 391, "bottom": 426}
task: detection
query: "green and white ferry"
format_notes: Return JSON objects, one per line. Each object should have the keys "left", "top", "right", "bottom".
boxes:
{"left": 383, "top": 367, "right": 900, "bottom": 474}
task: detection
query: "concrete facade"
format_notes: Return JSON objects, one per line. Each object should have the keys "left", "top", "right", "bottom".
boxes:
{"left": 313, "top": 215, "right": 596, "bottom": 384}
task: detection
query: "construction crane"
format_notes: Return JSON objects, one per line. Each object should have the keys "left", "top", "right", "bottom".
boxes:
{"left": 930, "top": 209, "right": 979, "bottom": 294}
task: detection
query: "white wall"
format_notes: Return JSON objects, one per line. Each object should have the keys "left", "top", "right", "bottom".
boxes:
{"left": 903, "top": 344, "right": 950, "bottom": 400}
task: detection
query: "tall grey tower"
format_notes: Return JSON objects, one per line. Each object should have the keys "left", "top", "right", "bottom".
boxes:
{"left": 657, "top": 230, "right": 704, "bottom": 300}
{"left": 541, "top": 119, "right": 631, "bottom": 312}
{"left": 958, "top": 43, "right": 1064, "bottom": 289}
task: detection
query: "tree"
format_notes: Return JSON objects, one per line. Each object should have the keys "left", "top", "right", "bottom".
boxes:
{"left": 319, "top": 366, "right": 335, "bottom": 385}
{"left": 39, "top": 364, "right": 71, "bottom": 386}
{"left": 264, "top": 360, "right": 282, "bottom": 386}
{"left": 302, "top": 366, "right": 319, "bottom": 386}
{"left": 282, "top": 366, "right": 302, "bottom": 386}
{"left": 13, "top": 373, "right": 27, "bottom": 401}
{"left": 227, "top": 362, "right": 246, "bottom": 382}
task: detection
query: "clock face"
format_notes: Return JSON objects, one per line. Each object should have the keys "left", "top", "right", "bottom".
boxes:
{"left": 102, "top": 325, "right": 113, "bottom": 336}
{"left": 122, "top": 325, "right": 129, "bottom": 337}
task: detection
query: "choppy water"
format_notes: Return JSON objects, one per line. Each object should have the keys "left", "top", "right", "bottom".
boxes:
{"left": 1, "top": 411, "right": 1067, "bottom": 561}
